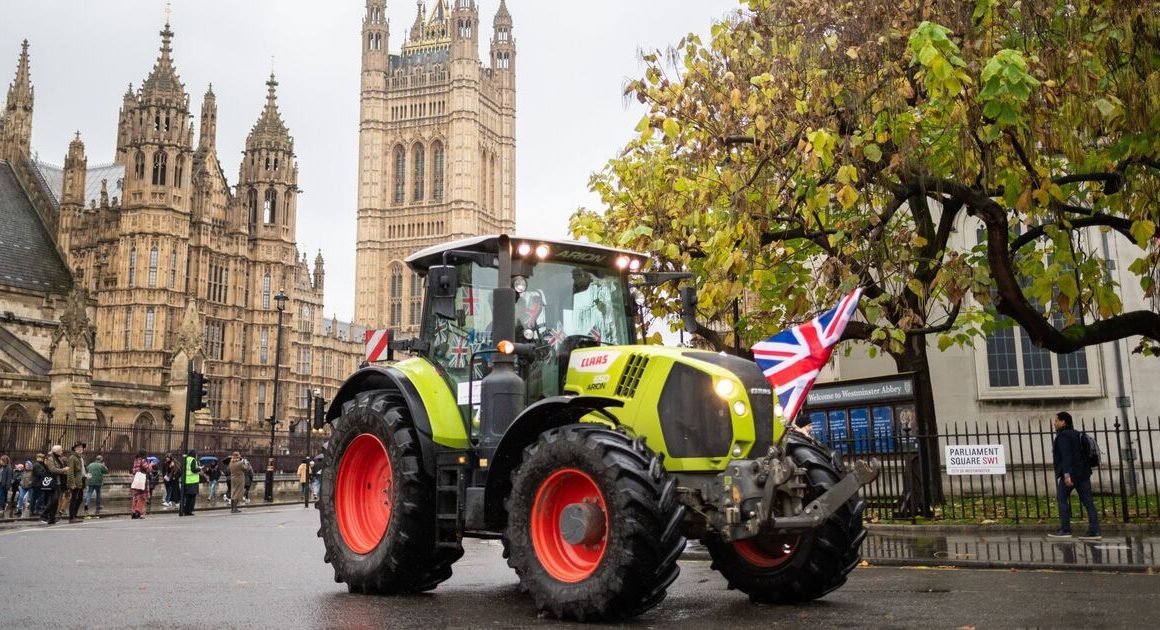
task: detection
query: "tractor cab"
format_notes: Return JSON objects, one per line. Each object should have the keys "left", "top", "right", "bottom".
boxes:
{"left": 405, "top": 235, "right": 645, "bottom": 412}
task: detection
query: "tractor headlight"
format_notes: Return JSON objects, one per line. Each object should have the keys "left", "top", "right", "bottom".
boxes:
{"left": 713, "top": 379, "right": 736, "bottom": 398}
{"left": 512, "top": 275, "right": 528, "bottom": 293}
{"left": 517, "top": 242, "right": 532, "bottom": 257}
{"left": 732, "top": 444, "right": 743, "bottom": 457}
{"left": 732, "top": 400, "right": 746, "bottom": 416}
{"left": 535, "top": 243, "right": 550, "bottom": 259}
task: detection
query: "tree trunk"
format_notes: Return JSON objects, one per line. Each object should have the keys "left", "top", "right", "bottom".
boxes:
{"left": 894, "top": 336, "right": 945, "bottom": 511}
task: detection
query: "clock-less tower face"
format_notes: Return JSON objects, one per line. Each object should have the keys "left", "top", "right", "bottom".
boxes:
{"left": 353, "top": 0, "right": 516, "bottom": 334}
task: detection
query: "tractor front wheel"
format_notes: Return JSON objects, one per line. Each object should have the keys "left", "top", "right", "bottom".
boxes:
{"left": 504, "top": 425, "right": 685, "bottom": 621}
{"left": 705, "top": 432, "right": 866, "bottom": 604}
{"left": 317, "top": 390, "right": 462, "bottom": 594}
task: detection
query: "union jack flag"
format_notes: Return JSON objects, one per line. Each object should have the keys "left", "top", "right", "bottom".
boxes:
{"left": 546, "top": 323, "right": 567, "bottom": 350}
{"left": 588, "top": 326, "right": 602, "bottom": 343}
{"left": 751, "top": 289, "right": 863, "bottom": 425}
{"left": 448, "top": 334, "right": 471, "bottom": 369}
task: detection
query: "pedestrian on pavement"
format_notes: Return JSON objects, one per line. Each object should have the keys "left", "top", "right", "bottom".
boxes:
{"left": 16, "top": 460, "right": 33, "bottom": 517}
{"left": 162, "top": 453, "right": 180, "bottom": 508}
{"left": 228, "top": 452, "right": 250, "bottom": 513}
{"left": 1049, "top": 411, "right": 1101, "bottom": 541}
{"left": 66, "top": 441, "right": 87, "bottom": 523}
{"left": 40, "top": 445, "right": 67, "bottom": 524}
{"left": 311, "top": 456, "right": 322, "bottom": 501}
{"left": 28, "top": 453, "right": 47, "bottom": 517}
{"left": 179, "top": 449, "right": 201, "bottom": 516}
{"left": 0, "top": 455, "right": 13, "bottom": 518}
{"left": 204, "top": 457, "right": 222, "bottom": 504}
{"left": 130, "top": 450, "right": 152, "bottom": 519}
{"left": 297, "top": 458, "right": 311, "bottom": 501}
{"left": 242, "top": 458, "right": 253, "bottom": 503}
{"left": 84, "top": 455, "right": 109, "bottom": 514}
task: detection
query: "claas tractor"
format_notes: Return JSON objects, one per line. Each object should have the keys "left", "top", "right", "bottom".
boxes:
{"left": 316, "top": 234, "right": 876, "bottom": 620}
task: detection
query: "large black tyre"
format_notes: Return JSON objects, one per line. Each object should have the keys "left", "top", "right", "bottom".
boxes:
{"left": 317, "top": 390, "right": 462, "bottom": 594}
{"left": 504, "top": 424, "right": 685, "bottom": 621}
{"left": 704, "top": 431, "right": 866, "bottom": 603}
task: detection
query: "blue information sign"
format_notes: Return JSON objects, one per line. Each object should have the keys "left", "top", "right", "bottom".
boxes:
{"left": 828, "top": 410, "right": 849, "bottom": 452}
{"left": 872, "top": 406, "right": 895, "bottom": 451}
{"left": 849, "top": 408, "right": 871, "bottom": 453}
{"left": 809, "top": 411, "right": 828, "bottom": 444}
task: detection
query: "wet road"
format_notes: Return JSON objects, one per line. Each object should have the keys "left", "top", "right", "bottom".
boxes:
{"left": 0, "top": 506, "right": 1156, "bottom": 629}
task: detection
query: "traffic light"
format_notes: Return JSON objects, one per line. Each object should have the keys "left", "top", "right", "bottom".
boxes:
{"left": 188, "top": 371, "right": 208, "bottom": 411}
{"left": 312, "top": 393, "right": 326, "bottom": 430}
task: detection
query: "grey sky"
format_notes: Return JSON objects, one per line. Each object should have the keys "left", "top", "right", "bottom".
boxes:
{"left": 1, "top": 0, "right": 739, "bottom": 321}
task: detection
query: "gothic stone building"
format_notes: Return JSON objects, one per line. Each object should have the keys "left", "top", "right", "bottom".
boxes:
{"left": 0, "top": 24, "right": 363, "bottom": 455}
{"left": 354, "top": 0, "right": 516, "bottom": 332}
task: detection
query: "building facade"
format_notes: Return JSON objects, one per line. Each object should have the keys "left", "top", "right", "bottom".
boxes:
{"left": 0, "top": 24, "right": 364, "bottom": 454}
{"left": 354, "top": 0, "right": 516, "bottom": 333}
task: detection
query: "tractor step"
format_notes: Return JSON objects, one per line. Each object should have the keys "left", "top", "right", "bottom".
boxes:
{"left": 434, "top": 450, "right": 472, "bottom": 551}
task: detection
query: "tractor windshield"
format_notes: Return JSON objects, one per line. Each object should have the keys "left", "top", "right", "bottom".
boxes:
{"left": 423, "top": 259, "right": 633, "bottom": 405}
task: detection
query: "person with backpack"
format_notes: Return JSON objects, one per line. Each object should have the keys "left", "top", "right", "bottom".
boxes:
{"left": 16, "top": 460, "right": 34, "bottom": 517}
{"left": 1049, "top": 411, "right": 1101, "bottom": 541}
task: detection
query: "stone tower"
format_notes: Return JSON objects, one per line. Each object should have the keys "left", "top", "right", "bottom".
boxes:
{"left": 0, "top": 40, "right": 34, "bottom": 161}
{"left": 353, "top": 0, "right": 516, "bottom": 332}
{"left": 100, "top": 20, "right": 196, "bottom": 383}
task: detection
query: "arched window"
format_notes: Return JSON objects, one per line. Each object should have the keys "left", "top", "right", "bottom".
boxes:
{"left": 393, "top": 145, "right": 406, "bottom": 204}
{"left": 412, "top": 144, "right": 426, "bottom": 201}
{"left": 151, "top": 151, "right": 167, "bottom": 185}
{"left": 127, "top": 248, "right": 137, "bottom": 287}
{"left": 283, "top": 192, "right": 291, "bottom": 219}
{"left": 174, "top": 156, "right": 184, "bottom": 187}
{"left": 169, "top": 250, "right": 177, "bottom": 289}
{"left": 368, "top": 33, "right": 374, "bottom": 51}
{"left": 375, "top": 33, "right": 382, "bottom": 50}
{"left": 264, "top": 189, "right": 277, "bottom": 224}
{"left": 134, "top": 152, "right": 145, "bottom": 180}
{"left": 389, "top": 264, "right": 403, "bottom": 327}
{"left": 432, "top": 141, "right": 445, "bottom": 202}
{"left": 144, "top": 307, "right": 155, "bottom": 349}
{"left": 164, "top": 112, "right": 171, "bottom": 132}
{"left": 262, "top": 273, "right": 271, "bottom": 309}
{"left": 247, "top": 188, "right": 258, "bottom": 225}
{"left": 264, "top": 155, "right": 271, "bottom": 171}
{"left": 273, "top": 156, "right": 279, "bottom": 171}
{"left": 148, "top": 246, "right": 158, "bottom": 287}
{"left": 154, "top": 114, "right": 161, "bottom": 131}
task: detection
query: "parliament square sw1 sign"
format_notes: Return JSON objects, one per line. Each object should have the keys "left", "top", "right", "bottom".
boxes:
{"left": 945, "top": 444, "right": 1007, "bottom": 475}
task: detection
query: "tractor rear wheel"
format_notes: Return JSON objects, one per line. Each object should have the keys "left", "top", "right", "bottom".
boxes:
{"left": 504, "top": 425, "right": 685, "bottom": 621}
{"left": 705, "top": 432, "right": 866, "bottom": 603}
{"left": 317, "top": 390, "right": 462, "bottom": 594}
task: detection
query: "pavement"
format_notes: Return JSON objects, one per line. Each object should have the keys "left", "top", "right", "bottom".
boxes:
{"left": 1, "top": 505, "right": 1157, "bottom": 629}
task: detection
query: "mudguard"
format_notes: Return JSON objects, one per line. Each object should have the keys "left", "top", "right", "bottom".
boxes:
{"left": 326, "top": 360, "right": 469, "bottom": 474}
{"left": 482, "top": 395, "right": 624, "bottom": 529}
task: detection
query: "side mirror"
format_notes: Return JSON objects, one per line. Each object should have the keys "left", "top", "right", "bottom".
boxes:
{"left": 680, "top": 285, "right": 698, "bottom": 334}
{"left": 429, "top": 265, "right": 458, "bottom": 321}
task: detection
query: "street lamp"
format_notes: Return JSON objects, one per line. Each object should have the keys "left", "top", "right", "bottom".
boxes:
{"left": 265, "top": 289, "right": 288, "bottom": 503}
{"left": 306, "top": 388, "right": 322, "bottom": 508}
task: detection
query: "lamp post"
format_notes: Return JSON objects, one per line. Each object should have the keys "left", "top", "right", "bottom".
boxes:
{"left": 42, "top": 406, "right": 55, "bottom": 450}
{"left": 265, "top": 289, "right": 288, "bottom": 503}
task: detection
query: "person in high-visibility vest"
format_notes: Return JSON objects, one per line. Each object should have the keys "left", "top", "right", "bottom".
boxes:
{"left": 179, "top": 449, "right": 201, "bottom": 516}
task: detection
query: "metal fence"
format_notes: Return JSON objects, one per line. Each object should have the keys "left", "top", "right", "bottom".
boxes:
{"left": 819, "top": 416, "right": 1160, "bottom": 524}
{"left": 0, "top": 419, "right": 328, "bottom": 474}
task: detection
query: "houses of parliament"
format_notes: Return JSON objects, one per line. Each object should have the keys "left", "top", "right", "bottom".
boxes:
{"left": 0, "top": 1, "right": 516, "bottom": 451}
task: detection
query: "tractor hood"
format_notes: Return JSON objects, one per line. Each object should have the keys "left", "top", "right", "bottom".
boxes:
{"left": 565, "top": 346, "right": 778, "bottom": 463}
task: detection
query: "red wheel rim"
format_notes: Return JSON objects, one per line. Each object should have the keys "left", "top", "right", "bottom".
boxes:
{"left": 531, "top": 468, "right": 608, "bottom": 582}
{"left": 734, "top": 536, "right": 800, "bottom": 568}
{"left": 336, "top": 434, "right": 392, "bottom": 555}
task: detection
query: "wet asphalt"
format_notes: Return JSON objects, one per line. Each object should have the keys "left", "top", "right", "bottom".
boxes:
{"left": 0, "top": 505, "right": 1156, "bottom": 629}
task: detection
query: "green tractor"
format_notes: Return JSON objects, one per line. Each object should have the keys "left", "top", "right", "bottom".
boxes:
{"left": 316, "top": 235, "right": 876, "bottom": 620}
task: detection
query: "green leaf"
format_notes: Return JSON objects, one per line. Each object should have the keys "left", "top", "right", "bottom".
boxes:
{"left": 863, "top": 143, "right": 883, "bottom": 162}
{"left": 662, "top": 118, "right": 680, "bottom": 140}
{"left": 1130, "top": 220, "right": 1157, "bottom": 248}
{"left": 1094, "top": 98, "right": 1116, "bottom": 118}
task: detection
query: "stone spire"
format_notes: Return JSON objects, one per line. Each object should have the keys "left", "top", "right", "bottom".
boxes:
{"left": 1, "top": 39, "right": 35, "bottom": 159}
{"left": 140, "top": 21, "right": 186, "bottom": 101}
{"left": 313, "top": 250, "right": 325, "bottom": 292}
{"left": 410, "top": 1, "right": 426, "bottom": 41}
{"left": 199, "top": 83, "right": 217, "bottom": 152}
{"left": 247, "top": 73, "right": 290, "bottom": 143}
